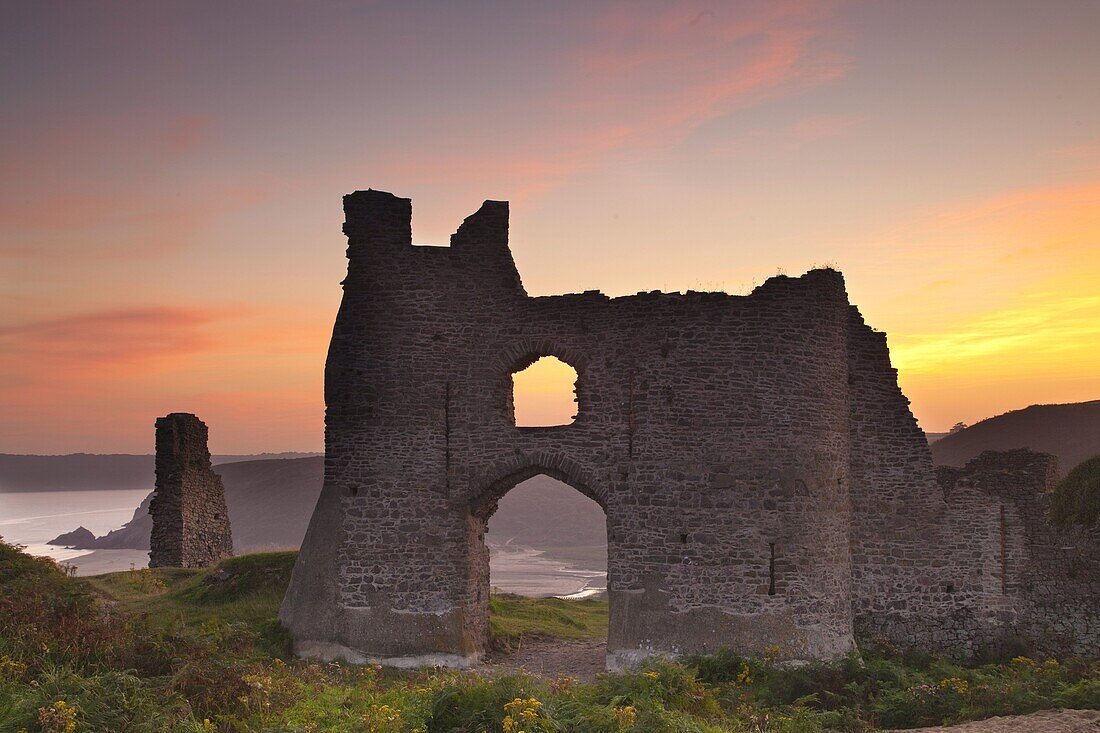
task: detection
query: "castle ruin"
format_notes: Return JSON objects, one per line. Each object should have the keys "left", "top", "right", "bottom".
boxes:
{"left": 149, "top": 413, "right": 233, "bottom": 568}
{"left": 279, "top": 189, "right": 1099, "bottom": 668}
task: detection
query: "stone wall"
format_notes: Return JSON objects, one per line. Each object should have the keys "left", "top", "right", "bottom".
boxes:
{"left": 279, "top": 188, "right": 1099, "bottom": 668}
{"left": 938, "top": 451, "right": 1100, "bottom": 657}
{"left": 149, "top": 413, "right": 233, "bottom": 568}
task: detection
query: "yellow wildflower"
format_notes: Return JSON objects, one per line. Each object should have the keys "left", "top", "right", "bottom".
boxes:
{"left": 37, "top": 701, "right": 77, "bottom": 733}
{"left": 937, "top": 677, "right": 969, "bottom": 694}
{"left": 502, "top": 697, "right": 543, "bottom": 732}
{"left": 614, "top": 704, "right": 637, "bottom": 731}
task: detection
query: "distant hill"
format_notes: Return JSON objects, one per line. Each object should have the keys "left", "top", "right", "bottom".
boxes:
{"left": 490, "top": 476, "right": 606, "bottom": 548}
{"left": 0, "top": 452, "right": 321, "bottom": 492}
{"left": 930, "top": 401, "right": 1100, "bottom": 474}
{"left": 79, "top": 457, "right": 326, "bottom": 554}
{"left": 42, "top": 457, "right": 606, "bottom": 565}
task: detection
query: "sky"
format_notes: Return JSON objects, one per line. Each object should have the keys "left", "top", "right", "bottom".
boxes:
{"left": 1, "top": 0, "right": 1098, "bottom": 454}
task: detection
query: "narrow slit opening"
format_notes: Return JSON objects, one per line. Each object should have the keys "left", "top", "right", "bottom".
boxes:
{"left": 768, "top": 542, "right": 777, "bottom": 596}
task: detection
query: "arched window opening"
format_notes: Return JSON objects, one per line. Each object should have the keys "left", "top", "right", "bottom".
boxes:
{"left": 511, "top": 356, "right": 578, "bottom": 427}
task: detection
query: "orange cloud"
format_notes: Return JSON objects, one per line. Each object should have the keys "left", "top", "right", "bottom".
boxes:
{"left": 0, "top": 306, "right": 246, "bottom": 373}
{"left": 0, "top": 185, "right": 269, "bottom": 234}
{"left": 0, "top": 302, "right": 330, "bottom": 453}
{"left": 1051, "top": 139, "right": 1100, "bottom": 164}
{"left": 933, "top": 181, "right": 1100, "bottom": 231}
{"left": 860, "top": 179, "right": 1100, "bottom": 304}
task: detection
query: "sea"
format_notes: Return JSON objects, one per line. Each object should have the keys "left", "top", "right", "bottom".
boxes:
{"left": 0, "top": 488, "right": 151, "bottom": 575}
{"left": 0, "top": 489, "right": 607, "bottom": 597}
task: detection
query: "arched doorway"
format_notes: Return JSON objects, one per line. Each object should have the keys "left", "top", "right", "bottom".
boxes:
{"left": 488, "top": 474, "right": 606, "bottom": 598}
{"left": 465, "top": 461, "right": 610, "bottom": 669}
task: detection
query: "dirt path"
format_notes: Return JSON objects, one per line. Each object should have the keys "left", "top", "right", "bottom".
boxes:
{"left": 481, "top": 636, "right": 607, "bottom": 681}
{"left": 893, "top": 709, "right": 1100, "bottom": 732}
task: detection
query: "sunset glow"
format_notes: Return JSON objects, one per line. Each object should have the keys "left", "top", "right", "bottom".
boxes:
{"left": 512, "top": 357, "right": 579, "bottom": 428}
{"left": 1, "top": 1, "right": 1098, "bottom": 452}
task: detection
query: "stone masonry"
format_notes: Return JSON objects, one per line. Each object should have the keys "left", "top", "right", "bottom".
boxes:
{"left": 149, "top": 413, "right": 233, "bottom": 568}
{"left": 279, "top": 189, "right": 1099, "bottom": 668}
{"left": 920, "top": 450, "right": 1100, "bottom": 656}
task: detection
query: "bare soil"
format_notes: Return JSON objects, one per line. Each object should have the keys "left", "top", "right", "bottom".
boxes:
{"left": 481, "top": 636, "right": 607, "bottom": 681}
{"left": 894, "top": 709, "right": 1100, "bottom": 732}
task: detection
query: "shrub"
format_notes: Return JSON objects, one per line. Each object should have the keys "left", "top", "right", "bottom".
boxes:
{"left": 0, "top": 668, "right": 194, "bottom": 733}
{"left": 1050, "top": 455, "right": 1100, "bottom": 529}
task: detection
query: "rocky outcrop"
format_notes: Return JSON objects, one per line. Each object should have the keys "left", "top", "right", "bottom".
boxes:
{"left": 52, "top": 457, "right": 325, "bottom": 554}
{"left": 46, "top": 526, "right": 95, "bottom": 548}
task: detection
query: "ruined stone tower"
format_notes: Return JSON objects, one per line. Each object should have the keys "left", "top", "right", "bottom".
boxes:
{"left": 280, "top": 189, "right": 1099, "bottom": 669}
{"left": 149, "top": 413, "right": 233, "bottom": 568}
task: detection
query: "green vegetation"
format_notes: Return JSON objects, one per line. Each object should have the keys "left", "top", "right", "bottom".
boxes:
{"left": 489, "top": 594, "right": 607, "bottom": 650}
{"left": 1, "top": 540, "right": 1098, "bottom": 732}
{"left": 81, "top": 550, "right": 297, "bottom": 656}
{"left": 1050, "top": 454, "right": 1100, "bottom": 529}
{"left": 689, "top": 646, "right": 1100, "bottom": 730}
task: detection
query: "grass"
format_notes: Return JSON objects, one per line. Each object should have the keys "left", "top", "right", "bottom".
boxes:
{"left": 81, "top": 551, "right": 297, "bottom": 655}
{"left": 82, "top": 553, "right": 602, "bottom": 654}
{"left": 83, "top": 551, "right": 297, "bottom": 616}
{"left": 2, "top": 539, "right": 1098, "bottom": 732}
{"left": 489, "top": 594, "right": 608, "bottom": 649}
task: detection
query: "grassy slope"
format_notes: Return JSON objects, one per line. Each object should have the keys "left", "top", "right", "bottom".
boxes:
{"left": 490, "top": 594, "right": 608, "bottom": 647}
{"left": 83, "top": 551, "right": 297, "bottom": 629}
{"left": 82, "top": 550, "right": 609, "bottom": 650}
{"left": 4, "top": 544, "right": 1099, "bottom": 732}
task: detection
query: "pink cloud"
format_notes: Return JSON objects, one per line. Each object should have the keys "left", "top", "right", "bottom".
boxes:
{"left": 0, "top": 110, "right": 272, "bottom": 258}
{"left": 372, "top": 1, "right": 852, "bottom": 209}
{"left": 931, "top": 181, "right": 1100, "bottom": 229}
{"left": 0, "top": 111, "right": 215, "bottom": 179}
{"left": 789, "top": 113, "right": 855, "bottom": 143}
{"left": 573, "top": 1, "right": 851, "bottom": 131}
{"left": 1051, "top": 139, "right": 1100, "bottom": 161}
{"left": 162, "top": 115, "right": 215, "bottom": 155}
